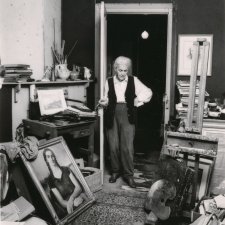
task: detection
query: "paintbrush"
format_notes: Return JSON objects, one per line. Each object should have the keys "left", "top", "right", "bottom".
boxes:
{"left": 61, "top": 40, "right": 65, "bottom": 63}
{"left": 65, "top": 40, "right": 78, "bottom": 61}
{"left": 51, "top": 47, "right": 60, "bottom": 64}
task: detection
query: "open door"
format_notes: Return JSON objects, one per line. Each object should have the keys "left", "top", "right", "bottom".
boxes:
{"left": 99, "top": 1, "right": 107, "bottom": 184}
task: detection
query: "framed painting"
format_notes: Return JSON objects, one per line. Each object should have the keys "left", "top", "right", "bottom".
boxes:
{"left": 187, "top": 160, "right": 212, "bottom": 201}
{"left": 177, "top": 34, "right": 213, "bottom": 76}
{"left": 37, "top": 89, "right": 67, "bottom": 116}
{"left": 177, "top": 155, "right": 213, "bottom": 201}
{"left": 20, "top": 136, "right": 95, "bottom": 225}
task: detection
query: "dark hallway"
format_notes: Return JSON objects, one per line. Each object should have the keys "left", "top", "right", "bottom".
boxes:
{"left": 107, "top": 14, "right": 168, "bottom": 155}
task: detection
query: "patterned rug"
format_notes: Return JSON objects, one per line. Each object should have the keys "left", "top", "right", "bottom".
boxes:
{"left": 71, "top": 190, "right": 146, "bottom": 225}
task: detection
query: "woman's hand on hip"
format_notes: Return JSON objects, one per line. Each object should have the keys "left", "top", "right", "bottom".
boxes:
{"left": 134, "top": 97, "right": 144, "bottom": 107}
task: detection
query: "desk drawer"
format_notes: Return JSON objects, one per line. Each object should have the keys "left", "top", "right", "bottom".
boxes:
{"left": 23, "top": 120, "right": 57, "bottom": 139}
{"left": 72, "top": 129, "right": 90, "bottom": 138}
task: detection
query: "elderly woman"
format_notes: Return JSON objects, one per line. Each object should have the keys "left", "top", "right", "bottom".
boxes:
{"left": 43, "top": 148, "right": 86, "bottom": 218}
{"left": 99, "top": 56, "right": 153, "bottom": 188}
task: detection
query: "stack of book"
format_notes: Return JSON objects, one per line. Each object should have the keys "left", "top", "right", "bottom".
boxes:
{"left": 176, "top": 80, "right": 209, "bottom": 119}
{"left": 3, "top": 64, "right": 33, "bottom": 82}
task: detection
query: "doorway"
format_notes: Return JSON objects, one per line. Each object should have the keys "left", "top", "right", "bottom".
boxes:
{"left": 95, "top": 3, "right": 173, "bottom": 179}
{"left": 107, "top": 14, "right": 167, "bottom": 154}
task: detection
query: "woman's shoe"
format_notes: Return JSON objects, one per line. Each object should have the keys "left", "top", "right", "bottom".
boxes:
{"left": 109, "top": 173, "right": 120, "bottom": 183}
{"left": 124, "top": 177, "right": 136, "bottom": 188}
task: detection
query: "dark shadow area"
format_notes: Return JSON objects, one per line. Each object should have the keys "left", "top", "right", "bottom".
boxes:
{"left": 107, "top": 14, "right": 167, "bottom": 155}
{"left": 0, "top": 87, "right": 12, "bottom": 142}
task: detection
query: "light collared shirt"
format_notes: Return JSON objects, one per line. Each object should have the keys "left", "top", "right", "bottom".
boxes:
{"left": 104, "top": 75, "right": 153, "bottom": 107}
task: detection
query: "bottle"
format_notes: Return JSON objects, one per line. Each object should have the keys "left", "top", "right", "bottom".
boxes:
{"left": 70, "top": 65, "right": 80, "bottom": 80}
{"left": 51, "top": 66, "right": 56, "bottom": 81}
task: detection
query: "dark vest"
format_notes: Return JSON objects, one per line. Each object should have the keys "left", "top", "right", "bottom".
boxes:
{"left": 105, "top": 76, "right": 136, "bottom": 128}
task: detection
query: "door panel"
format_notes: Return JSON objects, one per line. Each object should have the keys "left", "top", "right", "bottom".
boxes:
{"left": 99, "top": 1, "right": 107, "bottom": 182}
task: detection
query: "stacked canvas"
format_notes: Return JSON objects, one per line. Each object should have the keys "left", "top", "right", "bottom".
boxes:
{"left": 176, "top": 80, "right": 209, "bottom": 119}
{"left": 4, "top": 64, "right": 33, "bottom": 82}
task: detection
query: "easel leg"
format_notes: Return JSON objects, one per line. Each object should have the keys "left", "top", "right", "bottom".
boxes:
{"left": 190, "top": 154, "right": 200, "bottom": 208}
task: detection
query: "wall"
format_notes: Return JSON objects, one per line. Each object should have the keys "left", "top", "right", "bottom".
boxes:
{"left": 0, "top": 0, "right": 44, "bottom": 79}
{"left": 62, "top": 0, "right": 95, "bottom": 70}
{"left": 0, "top": 0, "right": 62, "bottom": 139}
{"left": 176, "top": 0, "right": 225, "bottom": 99}
{"left": 43, "top": 0, "right": 61, "bottom": 69}
{"left": 0, "top": 0, "right": 61, "bottom": 79}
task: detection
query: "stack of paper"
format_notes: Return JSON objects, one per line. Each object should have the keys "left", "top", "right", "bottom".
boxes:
{"left": 176, "top": 80, "right": 210, "bottom": 119}
{"left": 67, "top": 106, "right": 96, "bottom": 118}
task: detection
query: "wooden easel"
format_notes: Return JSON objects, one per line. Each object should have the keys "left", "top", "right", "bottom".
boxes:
{"left": 186, "top": 38, "right": 210, "bottom": 134}
{"left": 163, "top": 39, "right": 218, "bottom": 209}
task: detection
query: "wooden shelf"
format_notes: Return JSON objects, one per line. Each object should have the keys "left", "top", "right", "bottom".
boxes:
{"left": 2, "top": 79, "right": 94, "bottom": 86}
{"left": 2, "top": 80, "right": 94, "bottom": 103}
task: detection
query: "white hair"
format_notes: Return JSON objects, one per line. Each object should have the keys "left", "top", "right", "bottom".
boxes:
{"left": 113, "top": 56, "right": 132, "bottom": 76}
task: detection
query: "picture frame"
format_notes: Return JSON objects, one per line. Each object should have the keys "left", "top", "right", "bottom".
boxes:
{"left": 20, "top": 136, "right": 95, "bottom": 225}
{"left": 177, "top": 155, "right": 213, "bottom": 201}
{"left": 202, "top": 128, "right": 225, "bottom": 195}
{"left": 37, "top": 89, "right": 67, "bottom": 115}
{"left": 177, "top": 34, "right": 213, "bottom": 76}
{"left": 187, "top": 160, "right": 212, "bottom": 201}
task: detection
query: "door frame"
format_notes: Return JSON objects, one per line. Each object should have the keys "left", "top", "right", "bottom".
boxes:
{"left": 95, "top": 3, "right": 173, "bottom": 183}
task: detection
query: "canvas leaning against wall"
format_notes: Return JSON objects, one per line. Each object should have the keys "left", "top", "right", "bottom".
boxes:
{"left": 20, "top": 136, "right": 95, "bottom": 225}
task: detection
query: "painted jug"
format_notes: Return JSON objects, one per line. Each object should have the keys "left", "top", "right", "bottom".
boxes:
{"left": 55, "top": 64, "right": 71, "bottom": 80}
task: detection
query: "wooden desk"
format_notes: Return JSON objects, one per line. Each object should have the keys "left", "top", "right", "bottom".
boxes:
{"left": 23, "top": 119, "right": 95, "bottom": 167}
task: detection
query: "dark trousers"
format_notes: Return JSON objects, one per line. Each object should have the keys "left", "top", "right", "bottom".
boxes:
{"left": 106, "top": 103, "right": 135, "bottom": 177}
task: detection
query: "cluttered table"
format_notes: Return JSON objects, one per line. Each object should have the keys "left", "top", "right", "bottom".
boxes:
{"left": 23, "top": 119, "right": 95, "bottom": 167}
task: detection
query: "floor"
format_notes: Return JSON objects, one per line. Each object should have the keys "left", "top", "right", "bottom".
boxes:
{"left": 102, "top": 150, "right": 160, "bottom": 192}
{"left": 99, "top": 151, "right": 191, "bottom": 225}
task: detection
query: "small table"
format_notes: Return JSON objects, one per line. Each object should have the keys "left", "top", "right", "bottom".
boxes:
{"left": 23, "top": 119, "right": 95, "bottom": 167}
